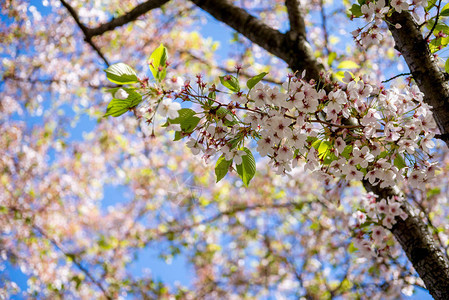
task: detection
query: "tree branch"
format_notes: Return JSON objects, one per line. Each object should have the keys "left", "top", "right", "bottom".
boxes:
{"left": 285, "top": 0, "right": 306, "bottom": 37}
{"left": 87, "top": 0, "right": 171, "bottom": 37}
{"left": 59, "top": 0, "right": 110, "bottom": 66}
{"left": 190, "top": 0, "right": 322, "bottom": 81}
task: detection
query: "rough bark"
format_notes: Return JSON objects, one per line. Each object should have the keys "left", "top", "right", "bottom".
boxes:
{"left": 384, "top": 11, "right": 449, "bottom": 299}
{"left": 364, "top": 183, "right": 449, "bottom": 299}
{"left": 386, "top": 11, "right": 449, "bottom": 145}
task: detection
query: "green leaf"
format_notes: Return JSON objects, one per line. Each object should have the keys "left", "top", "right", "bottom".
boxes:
{"left": 235, "top": 147, "right": 256, "bottom": 187}
{"left": 349, "top": 4, "right": 362, "bottom": 17}
{"left": 104, "top": 89, "right": 142, "bottom": 117}
{"left": 163, "top": 108, "right": 200, "bottom": 138}
{"left": 441, "top": 3, "right": 449, "bottom": 16}
{"left": 337, "top": 60, "right": 360, "bottom": 69}
{"left": 216, "top": 107, "right": 238, "bottom": 126}
{"left": 98, "top": 236, "right": 113, "bottom": 250}
{"left": 165, "top": 108, "right": 196, "bottom": 124}
{"left": 105, "top": 63, "right": 139, "bottom": 85}
{"left": 327, "top": 52, "right": 337, "bottom": 67}
{"left": 312, "top": 139, "right": 322, "bottom": 150}
{"left": 394, "top": 154, "right": 407, "bottom": 170}
{"left": 207, "top": 91, "right": 216, "bottom": 105}
{"left": 323, "top": 152, "right": 338, "bottom": 165}
{"left": 219, "top": 75, "right": 240, "bottom": 92}
{"left": 378, "top": 150, "right": 389, "bottom": 159}
{"left": 148, "top": 44, "right": 168, "bottom": 82}
{"left": 246, "top": 72, "right": 268, "bottom": 90}
{"left": 318, "top": 140, "right": 331, "bottom": 158}
{"left": 445, "top": 58, "right": 449, "bottom": 73}
{"left": 427, "top": 187, "right": 441, "bottom": 198}
{"left": 215, "top": 155, "right": 233, "bottom": 183}
{"left": 341, "top": 145, "right": 353, "bottom": 159}
{"left": 426, "top": 0, "right": 438, "bottom": 12}
{"left": 348, "top": 242, "right": 357, "bottom": 253}
{"left": 71, "top": 275, "right": 83, "bottom": 290}
{"left": 173, "top": 131, "right": 183, "bottom": 141}
{"left": 105, "top": 99, "right": 129, "bottom": 117}
{"left": 427, "top": 21, "right": 449, "bottom": 36}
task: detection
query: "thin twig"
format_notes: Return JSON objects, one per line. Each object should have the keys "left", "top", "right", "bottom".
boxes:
{"left": 88, "top": 0, "right": 171, "bottom": 37}
{"left": 33, "top": 225, "right": 113, "bottom": 299}
{"left": 319, "top": 0, "right": 330, "bottom": 55}
{"left": 179, "top": 50, "right": 283, "bottom": 85}
{"left": 381, "top": 72, "right": 411, "bottom": 83}
{"left": 425, "top": 0, "right": 443, "bottom": 41}
{"left": 59, "top": 0, "right": 110, "bottom": 66}
{"left": 5, "top": 204, "right": 112, "bottom": 299}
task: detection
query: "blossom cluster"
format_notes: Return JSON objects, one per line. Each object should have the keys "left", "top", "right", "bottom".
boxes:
{"left": 353, "top": 193, "right": 408, "bottom": 258}
{"left": 143, "top": 70, "right": 437, "bottom": 192}
{"left": 351, "top": 0, "right": 429, "bottom": 47}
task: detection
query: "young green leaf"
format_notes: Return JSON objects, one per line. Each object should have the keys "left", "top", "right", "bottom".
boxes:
{"left": 312, "top": 138, "right": 322, "bottom": 150}
{"left": 340, "top": 145, "right": 353, "bottom": 159}
{"left": 235, "top": 147, "right": 256, "bottom": 187}
{"left": 349, "top": 4, "right": 362, "bottom": 17}
{"left": 246, "top": 72, "right": 268, "bottom": 90}
{"left": 445, "top": 58, "right": 449, "bottom": 73}
{"left": 104, "top": 89, "right": 142, "bottom": 117}
{"left": 162, "top": 108, "right": 200, "bottom": 137}
{"left": 327, "top": 52, "right": 337, "bottom": 67}
{"left": 148, "top": 44, "right": 168, "bottom": 82}
{"left": 394, "top": 154, "right": 407, "bottom": 170}
{"left": 215, "top": 155, "right": 233, "bottom": 183}
{"left": 216, "top": 107, "right": 238, "bottom": 126}
{"left": 441, "top": 3, "right": 449, "bottom": 16}
{"left": 426, "top": 0, "right": 438, "bottom": 12}
{"left": 219, "top": 75, "right": 240, "bottom": 92}
{"left": 318, "top": 140, "right": 331, "bottom": 158}
{"left": 165, "top": 108, "right": 196, "bottom": 124}
{"left": 337, "top": 60, "right": 360, "bottom": 70}
{"left": 105, "top": 63, "right": 139, "bottom": 84}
